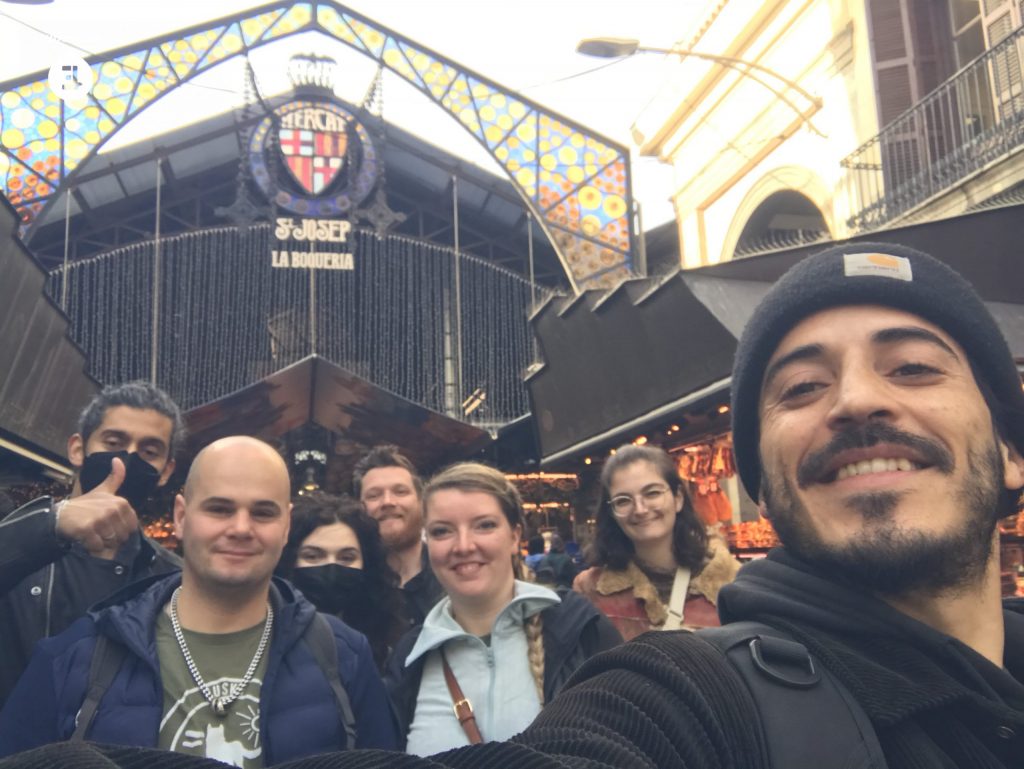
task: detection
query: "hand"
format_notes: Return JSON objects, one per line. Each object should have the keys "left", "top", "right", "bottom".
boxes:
{"left": 56, "top": 458, "right": 138, "bottom": 557}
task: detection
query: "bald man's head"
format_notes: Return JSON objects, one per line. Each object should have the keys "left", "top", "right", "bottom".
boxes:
{"left": 174, "top": 436, "right": 293, "bottom": 596}
{"left": 184, "top": 436, "right": 290, "bottom": 502}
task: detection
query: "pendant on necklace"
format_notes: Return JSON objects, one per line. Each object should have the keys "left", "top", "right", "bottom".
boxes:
{"left": 212, "top": 697, "right": 229, "bottom": 717}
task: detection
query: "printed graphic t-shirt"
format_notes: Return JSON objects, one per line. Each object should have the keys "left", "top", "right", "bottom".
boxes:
{"left": 155, "top": 610, "right": 271, "bottom": 769}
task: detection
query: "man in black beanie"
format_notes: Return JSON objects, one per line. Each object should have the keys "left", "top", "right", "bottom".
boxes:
{"left": 5, "top": 244, "right": 1023, "bottom": 768}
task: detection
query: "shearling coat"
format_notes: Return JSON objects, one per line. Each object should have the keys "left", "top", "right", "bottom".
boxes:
{"left": 572, "top": 536, "right": 740, "bottom": 640}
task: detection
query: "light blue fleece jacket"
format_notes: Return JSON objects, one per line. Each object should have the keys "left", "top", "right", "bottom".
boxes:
{"left": 403, "top": 580, "right": 560, "bottom": 756}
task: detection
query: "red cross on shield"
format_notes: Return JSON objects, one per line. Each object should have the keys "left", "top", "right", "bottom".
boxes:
{"left": 278, "top": 127, "right": 348, "bottom": 195}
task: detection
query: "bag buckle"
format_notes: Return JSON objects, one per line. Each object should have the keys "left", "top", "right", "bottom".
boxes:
{"left": 453, "top": 697, "right": 474, "bottom": 722}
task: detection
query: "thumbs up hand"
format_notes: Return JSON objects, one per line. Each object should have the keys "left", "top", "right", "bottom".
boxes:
{"left": 56, "top": 457, "right": 138, "bottom": 558}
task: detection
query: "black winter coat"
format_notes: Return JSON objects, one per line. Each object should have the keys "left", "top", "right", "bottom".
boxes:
{"left": 0, "top": 496, "right": 181, "bottom": 707}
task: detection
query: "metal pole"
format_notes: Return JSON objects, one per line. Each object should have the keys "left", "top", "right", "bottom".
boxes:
{"left": 527, "top": 213, "right": 540, "bottom": 362}
{"left": 151, "top": 158, "right": 162, "bottom": 386}
{"left": 452, "top": 175, "right": 463, "bottom": 412}
{"left": 634, "top": 201, "right": 647, "bottom": 276}
{"left": 527, "top": 213, "right": 536, "bottom": 311}
{"left": 60, "top": 188, "right": 72, "bottom": 310}
{"left": 309, "top": 246, "right": 317, "bottom": 356}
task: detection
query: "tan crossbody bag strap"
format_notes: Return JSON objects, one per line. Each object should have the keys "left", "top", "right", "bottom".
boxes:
{"left": 663, "top": 567, "right": 692, "bottom": 631}
{"left": 440, "top": 648, "right": 484, "bottom": 745}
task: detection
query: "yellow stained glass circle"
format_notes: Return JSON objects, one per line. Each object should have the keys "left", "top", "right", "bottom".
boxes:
{"left": 38, "top": 120, "right": 58, "bottom": 139}
{"left": 2, "top": 128, "right": 25, "bottom": 148}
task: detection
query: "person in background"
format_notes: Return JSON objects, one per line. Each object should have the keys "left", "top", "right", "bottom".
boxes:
{"left": 385, "top": 462, "right": 621, "bottom": 754}
{"left": 573, "top": 444, "right": 741, "bottom": 639}
{"left": 534, "top": 534, "right": 577, "bottom": 589}
{"left": 353, "top": 446, "right": 444, "bottom": 625}
{"left": 276, "top": 492, "right": 407, "bottom": 670}
{"left": 0, "top": 381, "right": 184, "bottom": 707}
{"left": 524, "top": 534, "right": 546, "bottom": 574}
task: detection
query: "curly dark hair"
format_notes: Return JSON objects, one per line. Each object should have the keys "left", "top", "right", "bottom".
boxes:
{"left": 277, "top": 492, "right": 407, "bottom": 668}
{"left": 590, "top": 444, "right": 709, "bottom": 572}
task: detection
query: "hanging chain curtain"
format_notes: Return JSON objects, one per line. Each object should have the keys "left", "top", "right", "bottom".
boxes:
{"left": 47, "top": 224, "right": 549, "bottom": 425}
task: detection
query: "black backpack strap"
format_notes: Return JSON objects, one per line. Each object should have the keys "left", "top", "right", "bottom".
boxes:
{"left": 71, "top": 635, "right": 123, "bottom": 742}
{"left": 305, "top": 613, "right": 358, "bottom": 751}
{"left": 697, "top": 622, "right": 887, "bottom": 769}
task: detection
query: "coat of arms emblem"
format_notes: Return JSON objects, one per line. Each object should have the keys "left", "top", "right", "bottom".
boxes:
{"left": 278, "top": 119, "right": 349, "bottom": 196}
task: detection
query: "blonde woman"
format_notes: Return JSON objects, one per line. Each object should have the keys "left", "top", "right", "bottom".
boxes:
{"left": 384, "top": 462, "right": 621, "bottom": 755}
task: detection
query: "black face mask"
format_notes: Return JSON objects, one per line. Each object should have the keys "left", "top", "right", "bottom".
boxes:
{"left": 79, "top": 450, "right": 163, "bottom": 511}
{"left": 290, "top": 563, "right": 367, "bottom": 617}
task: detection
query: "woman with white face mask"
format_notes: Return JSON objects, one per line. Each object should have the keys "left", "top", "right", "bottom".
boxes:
{"left": 384, "top": 463, "right": 621, "bottom": 755}
{"left": 573, "top": 445, "right": 741, "bottom": 641}
{"left": 276, "top": 493, "right": 407, "bottom": 671}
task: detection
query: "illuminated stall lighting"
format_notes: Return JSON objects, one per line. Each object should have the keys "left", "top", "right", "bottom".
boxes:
{"left": 505, "top": 472, "right": 578, "bottom": 481}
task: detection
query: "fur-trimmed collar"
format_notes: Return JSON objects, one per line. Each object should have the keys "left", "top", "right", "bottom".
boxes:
{"left": 594, "top": 537, "right": 740, "bottom": 626}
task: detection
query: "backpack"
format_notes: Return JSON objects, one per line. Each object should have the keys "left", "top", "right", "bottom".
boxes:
{"left": 535, "top": 552, "right": 577, "bottom": 588}
{"left": 71, "top": 613, "right": 357, "bottom": 750}
{"left": 697, "top": 622, "right": 887, "bottom": 769}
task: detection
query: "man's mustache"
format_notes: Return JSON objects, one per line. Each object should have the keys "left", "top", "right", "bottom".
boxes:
{"left": 796, "top": 423, "right": 954, "bottom": 488}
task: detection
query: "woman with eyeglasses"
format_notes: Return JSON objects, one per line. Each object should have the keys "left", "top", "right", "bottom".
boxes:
{"left": 573, "top": 444, "right": 741, "bottom": 641}
{"left": 385, "top": 462, "right": 622, "bottom": 755}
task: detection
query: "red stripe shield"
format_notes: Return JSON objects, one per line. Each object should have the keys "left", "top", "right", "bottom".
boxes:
{"left": 279, "top": 127, "right": 348, "bottom": 195}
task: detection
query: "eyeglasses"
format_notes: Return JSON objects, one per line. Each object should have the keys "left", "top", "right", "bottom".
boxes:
{"left": 608, "top": 485, "right": 673, "bottom": 517}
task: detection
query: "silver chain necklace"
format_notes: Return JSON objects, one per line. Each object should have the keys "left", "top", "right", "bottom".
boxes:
{"left": 169, "top": 586, "right": 273, "bottom": 717}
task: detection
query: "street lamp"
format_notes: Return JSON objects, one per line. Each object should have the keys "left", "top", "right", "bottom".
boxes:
{"left": 577, "top": 37, "right": 823, "bottom": 137}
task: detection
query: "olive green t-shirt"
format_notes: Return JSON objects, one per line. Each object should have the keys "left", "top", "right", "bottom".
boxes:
{"left": 155, "top": 610, "right": 270, "bottom": 768}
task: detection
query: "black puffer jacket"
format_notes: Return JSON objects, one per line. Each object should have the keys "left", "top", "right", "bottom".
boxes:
{"left": 0, "top": 496, "right": 180, "bottom": 706}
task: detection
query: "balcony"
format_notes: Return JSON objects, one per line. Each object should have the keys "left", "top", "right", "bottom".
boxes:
{"left": 842, "top": 23, "right": 1024, "bottom": 231}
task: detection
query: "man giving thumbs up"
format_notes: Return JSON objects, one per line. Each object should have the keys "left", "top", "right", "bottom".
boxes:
{"left": 0, "top": 382, "right": 185, "bottom": 706}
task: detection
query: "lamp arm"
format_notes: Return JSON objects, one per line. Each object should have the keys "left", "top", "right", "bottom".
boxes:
{"left": 648, "top": 47, "right": 824, "bottom": 138}
{"left": 663, "top": 48, "right": 821, "bottom": 108}
{"left": 702, "top": 56, "right": 826, "bottom": 138}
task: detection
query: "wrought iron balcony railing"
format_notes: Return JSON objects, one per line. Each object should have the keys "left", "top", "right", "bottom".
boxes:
{"left": 842, "top": 23, "right": 1024, "bottom": 231}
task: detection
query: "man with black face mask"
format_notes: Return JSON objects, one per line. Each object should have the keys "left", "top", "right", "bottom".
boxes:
{"left": 0, "top": 381, "right": 184, "bottom": 706}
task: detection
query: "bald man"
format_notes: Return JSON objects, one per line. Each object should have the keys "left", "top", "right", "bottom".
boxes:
{"left": 0, "top": 436, "right": 398, "bottom": 764}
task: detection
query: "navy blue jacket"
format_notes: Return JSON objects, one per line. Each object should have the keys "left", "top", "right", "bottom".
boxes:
{"left": 0, "top": 573, "right": 398, "bottom": 761}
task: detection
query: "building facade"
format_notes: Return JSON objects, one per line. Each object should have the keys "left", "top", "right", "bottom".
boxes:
{"left": 633, "top": 0, "right": 1024, "bottom": 266}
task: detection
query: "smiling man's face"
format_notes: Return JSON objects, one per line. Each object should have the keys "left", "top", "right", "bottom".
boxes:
{"left": 359, "top": 466, "right": 424, "bottom": 552}
{"left": 757, "top": 304, "right": 1024, "bottom": 594}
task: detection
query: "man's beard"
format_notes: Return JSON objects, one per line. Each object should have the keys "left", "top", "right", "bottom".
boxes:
{"left": 380, "top": 514, "right": 423, "bottom": 553}
{"left": 761, "top": 424, "right": 1015, "bottom": 597}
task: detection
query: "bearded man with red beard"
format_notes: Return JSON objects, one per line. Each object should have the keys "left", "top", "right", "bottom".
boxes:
{"left": 354, "top": 446, "right": 444, "bottom": 626}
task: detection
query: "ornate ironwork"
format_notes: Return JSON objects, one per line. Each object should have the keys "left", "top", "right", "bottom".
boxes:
{"left": 0, "top": 1, "right": 635, "bottom": 290}
{"left": 842, "top": 24, "right": 1024, "bottom": 231}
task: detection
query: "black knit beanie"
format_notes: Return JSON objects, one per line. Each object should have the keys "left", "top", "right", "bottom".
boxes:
{"left": 730, "top": 241, "right": 1024, "bottom": 500}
